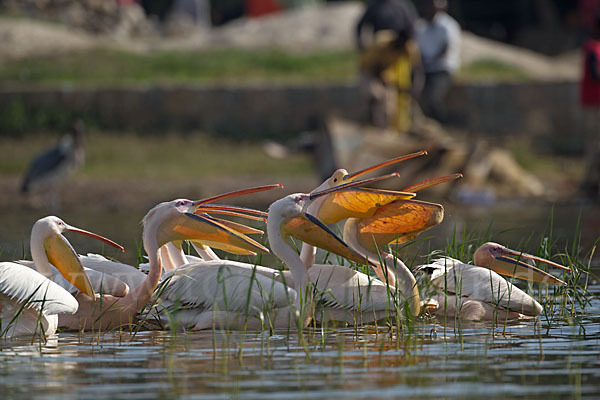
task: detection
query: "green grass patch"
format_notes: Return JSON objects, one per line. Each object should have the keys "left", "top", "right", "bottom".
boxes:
{"left": 0, "top": 132, "right": 313, "bottom": 180}
{"left": 0, "top": 48, "right": 358, "bottom": 86}
{"left": 458, "top": 58, "right": 529, "bottom": 81}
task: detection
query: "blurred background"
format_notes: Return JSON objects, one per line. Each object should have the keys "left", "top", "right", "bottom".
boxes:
{"left": 0, "top": 0, "right": 598, "bottom": 265}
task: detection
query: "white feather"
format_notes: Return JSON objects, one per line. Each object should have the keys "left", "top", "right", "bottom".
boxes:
{"left": 422, "top": 257, "right": 543, "bottom": 318}
{"left": 0, "top": 262, "right": 78, "bottom": 337}
{"left": 79, "top": 253, "right": 146, "bottom": 292}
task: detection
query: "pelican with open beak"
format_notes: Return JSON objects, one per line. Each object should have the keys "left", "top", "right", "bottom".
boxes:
{"left": 1, "top": 216, "right": 123, "bottom": 337}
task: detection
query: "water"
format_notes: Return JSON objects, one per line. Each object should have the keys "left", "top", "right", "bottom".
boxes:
{"left": 1, "top": 287, "right": 599, "bottom": 400}
{"left": 1, "top": 200, "right": 599, "bottom": 266}
{"left": 1, "top": 200, "right": 599, "bottom": 399}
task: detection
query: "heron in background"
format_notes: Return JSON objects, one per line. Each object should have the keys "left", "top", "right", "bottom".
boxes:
{"left": 21, "top": 120, "right": 85, "bottom": 211}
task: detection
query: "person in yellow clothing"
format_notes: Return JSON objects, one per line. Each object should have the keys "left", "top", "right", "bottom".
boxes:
{"left": 359, "top": 29, "right": 423, "bottom": 132}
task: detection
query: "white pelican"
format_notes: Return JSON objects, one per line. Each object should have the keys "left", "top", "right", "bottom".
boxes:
{"left": 1, "top": 216, "right": 118, "bottom": 338}
{"left": 321, "top": 165, "right": 568, "bottom": 322}
{"left": 70, "top": 185, "right": 283, "bottom": 299}
{"left": 416, "top": 242, "right": 570, "bottom": 321}
{"left": 57, "top": 199, "right": 270, "bottom": 331}
{"left": 156, "top": 154, "right": 452, "bottom": 326}
{"left": 150, "top": 179, "right": 381, "bottom": 331}
{"left": 295, "top": 153, "right": 460, "bottom": 324}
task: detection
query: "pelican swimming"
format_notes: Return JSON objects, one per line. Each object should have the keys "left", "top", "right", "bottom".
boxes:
{"left": 64, "top": 185, "right": 283, "bottom": 300}
{"left": 1, "top": 216, "right": 119, "bottom": 338}
{"left": 161, "top": 153, "right": 452, "bottom": 326}
{"left": 417, "top": 242, "right": 570, "bottom": 321}
{"left": 150, "top": 178, "right": 382, "bottom": 331}
{"left": 316, "top": 158, "right": 568, "bottom": 322}
{"left": 55, "top": 198, "right": 273, "bottom": 331}
{"left": 295, "top": 153, "right": 460, "bottom": 324}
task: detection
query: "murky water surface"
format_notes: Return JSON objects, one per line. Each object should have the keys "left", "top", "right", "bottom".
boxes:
{"left": 1, "top": 288, "right": 599, "bottom": 400}
{"left": 1, "top": 201, "right": 599, "bottom": 399}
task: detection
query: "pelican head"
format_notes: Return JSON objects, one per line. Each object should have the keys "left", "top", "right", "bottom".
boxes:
{"left": 311, "top": 151, "right": 429, "bottom": 195}
{"left": 143, "top": 199, "right": 269, "bottom": 258}
{"left": 268, "top": 180, "right": 382, "bottom": 269}
{"left": 474, "top": 242, "right": 569, "bottom": 285}
{"left": 32, "top": 216, "right": 124, "bottom": 298}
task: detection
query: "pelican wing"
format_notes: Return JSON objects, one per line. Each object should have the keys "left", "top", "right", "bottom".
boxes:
{"left": 80, "top": 253, "right": 147, "bottom": 293}
{"left": 355, "top": 200, "right": 444, "bottom": 252}
{"left": 309, "top": 264, "right": 397, "bottom": 312}
{"left": 0, "top": 262, "right": 78, "bottom": 315}
{"left": 18, "top": 255, "right": 143, "bottom": 297}
{"left": 158, "top": 260, "right": 296, "bottom": 313}
{"left": 282, "top": 214, "right": 370, "bottom": 266}
{"left": 317, "top": 188, "right": 415, "bottom": 225}
{"left": 426, "top": 258, "right": 543, "bottom": 316}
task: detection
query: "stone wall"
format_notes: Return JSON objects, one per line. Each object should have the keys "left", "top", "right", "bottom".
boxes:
{"left": 446, "top": 81, "right": 584, "bottom": 153}
{"left": 0, "top": 81, "right": 587, "bottom": 152}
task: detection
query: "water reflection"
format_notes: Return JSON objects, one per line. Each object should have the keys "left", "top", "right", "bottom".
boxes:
{"left": 1, "top": 284, "right": 598, "bottom": 400}
{"left": 1, "top": 199, "right": 598, "bottom": 399}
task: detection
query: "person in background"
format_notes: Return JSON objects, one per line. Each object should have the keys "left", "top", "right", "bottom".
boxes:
{"left": 355, "top": 0, "right": 420, "bottom": 131}
{"left": 415, "top": 0, "right": 460, "bottom": 123}
{"left": 356, "top": 0, "right": 418, "bottom": 50}
{"left": 359, "top": 30, "right": 423, "bottom": 131}
{"left": 580, "top": 11, "right": 600, "bottom": 201}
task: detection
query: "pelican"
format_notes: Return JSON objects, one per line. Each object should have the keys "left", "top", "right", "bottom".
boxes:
{"left": 294, "top": 152, "right": 460, "bottom": 324}
{"left": 162, "top": 153, "right": 453, "bottom": 326}
{"left": 69, "top": 184, "right": 283, "bottom": 299}
{"left": 150, "top": 178, "right": 383, "bottom": 330}
{"left": 1, "top": 216, "right": 119, "bottom": 338}
{"left": 317, "top": 159, "right": 567, "bottom": 322}
{"left": 56, "top": 198, "right": 271, "bottom": 331}
{"left": 417, "top": 242, "right": 570, "bottom": 321}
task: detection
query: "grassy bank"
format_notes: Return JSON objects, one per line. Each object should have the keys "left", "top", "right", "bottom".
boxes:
{"left": 0, "top": 48, "right": 527, "bottom": 86}
{"left": 0, "top": 48, "right": 358, "bottom": 86}
{"left": 0, "top": 132, "right": 314, "bottom": 180}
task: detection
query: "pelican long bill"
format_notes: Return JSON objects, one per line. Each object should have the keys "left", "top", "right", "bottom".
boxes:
{"left": 488, "top": 256, "right": 566, "bottom": 285}
{"left": 343, "top": 150, "right": 428, "bottom": 181}
{"left": 192, "top": 184, "right": 283, "bottom": 207}
{"left": 281, "top": 214, "right": 372, "bottom": 267}
{"left": 157, "top": 212, "right": 269, "bottom": 256}
{"left": 310, "top": 172, "right": 415, "bottom": 225}
{"left": 477, "top": 243, "right": 569, "bottom": 285}
{"left": 401, "top": 173, "right": 463, "bottom": 193}
{"left": 280, "top": 175, "right": 399, "bottom": 267}
{"left": 44, "top": 234, "right": 95, "bottom": 298}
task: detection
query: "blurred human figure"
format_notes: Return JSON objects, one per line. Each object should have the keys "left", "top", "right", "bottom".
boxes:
{"left": 21, "top": 120, "right": 85, "bottom": 211}
{"left": 359, "top": 30, "right": 423, "bottom": 131}
{"left": 356, "top": 0, "right": 418, "bottom": 50}
{"left": 580, "top": 11, "right": 600, "bottom": 201}
{"left": 355, "top": 0, "right": 421, "bottom": 131}
{"left": 415, "top": 0, "right": 460, "bottom": 123}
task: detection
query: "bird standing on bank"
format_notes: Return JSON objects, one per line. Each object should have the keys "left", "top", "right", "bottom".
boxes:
{"left": 21, "top": 120, "right": 85, "bottom": 211}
